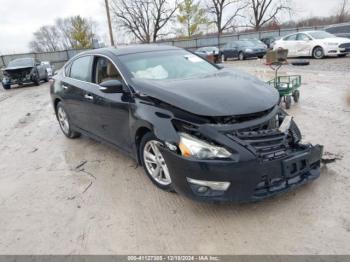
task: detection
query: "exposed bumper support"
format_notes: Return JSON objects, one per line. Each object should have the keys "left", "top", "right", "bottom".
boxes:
{"left": 161, "top": 144, "right": 323, "bottom": 203}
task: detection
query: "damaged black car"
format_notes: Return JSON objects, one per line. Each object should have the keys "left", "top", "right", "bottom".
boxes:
{"left": 50, "top": 45, "right": 323, "bottom": 202}
{"left": 2, "top": 58, "right": 49, "bottom": 90}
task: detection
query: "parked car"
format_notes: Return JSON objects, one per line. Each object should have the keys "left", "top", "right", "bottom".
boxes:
{"left": 325, "top": 22, "right": 350, "bottom": 39}
{"left": 260, "top": 36, "right": 278, "bottom": 49}
{"left": 195, "top": 46, "right": 220, "bottom": 56}
{"left": 41, "top": 61, "right": 55, "bottom": 78}
{"left": 1, "top": 58, "right": 48, "bottom": 90}
{"left": 51, "top": 45, "right": 322, "bottom": 202}
{"left": 195, "top": 46, "right": 220, "bottom": 63}
{"left": 221, "top": 40, "right": 267, "bottom": 61}
{"left": 242, "top": 39, "right": 268, "bottom": 49}
{"left": 273, "top": 31, "right": 350, "bottom": 59}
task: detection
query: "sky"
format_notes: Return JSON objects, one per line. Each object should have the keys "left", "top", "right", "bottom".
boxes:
{"left": 0, "top": 0, "right": 338, "bottom": 55}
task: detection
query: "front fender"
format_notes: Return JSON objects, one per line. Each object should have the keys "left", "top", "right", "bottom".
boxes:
{"left": 129, "top": 100, "right": 180, "bottom": 158}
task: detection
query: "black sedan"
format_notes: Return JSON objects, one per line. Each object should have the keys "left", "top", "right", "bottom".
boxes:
{"left": 221, "top": 40, "right": 267, "bottom": 61}
{"left": 51, "top": 45, "right": 322, "bottom": 202}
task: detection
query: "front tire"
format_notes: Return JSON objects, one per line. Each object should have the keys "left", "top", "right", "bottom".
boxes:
{"left": 44, "top": 72, "right": 49, "bottom": 82}
{"left": 56, "top": 102, "right": 81, "bottom": 139}
{"left": 140, "top": 132, "right": 174, "bottom": 192}
{"left": 285, "top": 96, "right": 292, "bottom": 109}
{"left": 33, "top": 70, "right": 41, "bottom": 86}
{"left": 2, "top": 83, "right": 11, "bottom": 90}
{"left": 293, "top": 90, "right": 300, "bottom": 103}
{"left": 313, "top": 46, "right": 324, "bottom": 59}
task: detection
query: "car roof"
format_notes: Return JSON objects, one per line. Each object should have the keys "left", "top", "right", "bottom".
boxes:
{"left": 288, "top": 30, "right": 325, "bottom": 35}
{"left": 80, "top": 44, "right": 181, "bottom": 57}
{"left": 325, "top": 22, "right": 350, "bottom": 29}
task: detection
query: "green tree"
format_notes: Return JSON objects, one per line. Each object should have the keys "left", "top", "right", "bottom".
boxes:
{"left": 70, "top": 16, "right": 95, "bottom": 49}
{"left": 177, "top": 0, "right": 207, "bottom": 37}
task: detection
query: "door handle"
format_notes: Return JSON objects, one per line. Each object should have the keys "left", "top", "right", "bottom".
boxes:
{"left": 84, "top": 94, "right": 94, "bottom": 101}
{"left": 62, "top": 85, "right": 69, "bottom": 90}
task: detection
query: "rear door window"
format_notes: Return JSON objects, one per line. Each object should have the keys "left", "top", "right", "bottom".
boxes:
{"left": 70, "top": 56, "right": 92, "bottom": 82}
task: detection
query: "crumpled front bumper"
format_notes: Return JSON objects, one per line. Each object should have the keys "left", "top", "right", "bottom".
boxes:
{"left": 161, "top": 144, "right": 323, "bottom": 203}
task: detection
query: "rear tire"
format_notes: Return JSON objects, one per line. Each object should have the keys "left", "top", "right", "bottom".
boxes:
{"left": 313, "top": 46, "right": 324, "bottom": 59}
{"left": 140, "top": 132, "right": 174, "bottom": 192}
{"left": 56, "top": 102, "right": 81, "bottom": 139}
{"left": 2, "top": 83, "right": 11, "bottom": 90}
{"left": 258, "top": 55, "right": 264, "bottom": 59}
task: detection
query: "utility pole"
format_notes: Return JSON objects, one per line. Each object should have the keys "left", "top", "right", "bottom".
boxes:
{"left": 105, "top": 0, "right": 115, "bottom": 47}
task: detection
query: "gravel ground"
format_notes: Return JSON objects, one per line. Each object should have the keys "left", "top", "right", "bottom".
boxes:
{"left": 0, "top": 57, "right": 349, "bottom": 255}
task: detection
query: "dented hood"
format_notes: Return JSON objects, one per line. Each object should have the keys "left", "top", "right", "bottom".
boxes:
{"left": 131, "top": 69, "right": 279, "bottom": 117}
{"left": 3, "top": 66, "right": 34, "bottom": 71}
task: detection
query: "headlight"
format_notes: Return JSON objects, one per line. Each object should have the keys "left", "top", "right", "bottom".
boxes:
{"left": 245, "top": 48, "right": 253, "bottom": 52}
{"left": 178, "top": 133, "right": 231, "bottom": 159}
{"left": 326, "top": 42, "right": 338, "bottom": 46}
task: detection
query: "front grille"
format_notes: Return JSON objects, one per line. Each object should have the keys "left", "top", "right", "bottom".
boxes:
{"left": 228, "top": 129, "right": 288, "bottom": 161}
{"left": 254, "top": 173, "right": 303, "bottom": 197}
{"left": 339, "top": 43, "right": 350, "bottom": 48}
{"left": 215, "top": 107, "right": 274, "bottom": 125}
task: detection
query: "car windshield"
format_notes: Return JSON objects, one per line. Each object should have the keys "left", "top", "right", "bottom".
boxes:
{"left": 119, "top": 50, "right": 219, "bottom": 81}
{"left": 206, "top": 47, "right": 218, "bottom": 52}
{"left": 8, "top": 58, "right": 34, "bottom": 67}
{"left": 308, "top": 31, "right": 336, "bottom": 39}
{"left": 239, "top": 41, "right": 255, "bottom": 47}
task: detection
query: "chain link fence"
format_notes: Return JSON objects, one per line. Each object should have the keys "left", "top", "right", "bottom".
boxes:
{"left": 157, "top": 26, "right": 326, "bottom": 50}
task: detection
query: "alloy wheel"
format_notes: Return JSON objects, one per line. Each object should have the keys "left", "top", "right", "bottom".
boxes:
{"left": 143, "top": 140, "right": 172, "bottom": 186}
{"left": 313, "top": 47, "right": 324, "bottom": 59}
{"left": 57, "top": 106, "right": 70, "bottom": 134}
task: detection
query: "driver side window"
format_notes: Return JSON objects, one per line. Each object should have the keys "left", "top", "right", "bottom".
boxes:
{"left": 93, "top": 57, "right": 122, "bottom": 84}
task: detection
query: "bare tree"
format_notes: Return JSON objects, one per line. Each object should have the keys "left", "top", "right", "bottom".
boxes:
{"left": 335, "top": 0, "right": 349, "bottom": 23}
{"left": 55, "top": 18, "right": 74, "bottom": 49}
{"left": 208, "top": 0, "right": 249, "bottom": 34}
{"left": 29, "top": 16, "right": 97, "bottom": 52}
{"left": 111, "top": 0, "right": 178, "bottom": 43}
{"left": 248, "top": 0, "right": 290, "bottom": 31}
{"left": 29, "top": 26, "right": 62, "bottom": 52}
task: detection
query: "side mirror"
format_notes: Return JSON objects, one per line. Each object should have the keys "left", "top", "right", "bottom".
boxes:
{"left": 99, "top": 79, "right": 124, "bottom": 93}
